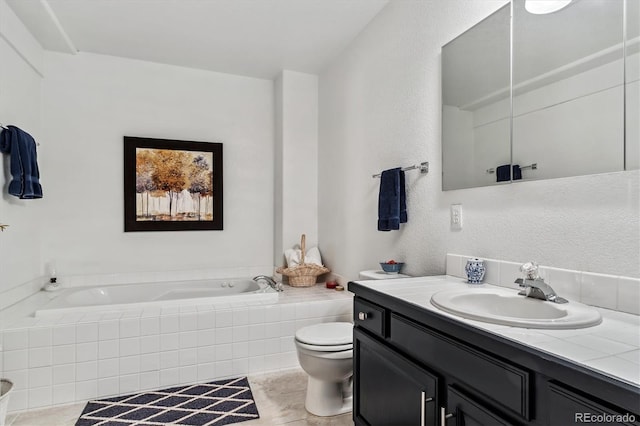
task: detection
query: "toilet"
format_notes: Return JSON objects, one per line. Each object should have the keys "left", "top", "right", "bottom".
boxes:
{"left": 358, "top": 269, "right": 410, "bottom": 280}
{"left": 294, "top": 322, "right": 353, "bottom": 416}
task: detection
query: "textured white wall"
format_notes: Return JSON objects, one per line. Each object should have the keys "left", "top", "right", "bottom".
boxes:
{"left": 40, "top": 52, "right": 275, "bottom": 277}
{"left": 0, "top": 0, "right": 44, "bottom": 298}
{"left": 274, "top": 70, "right": 319, "bottom": 265}
{"left": 318, "top": 0, "right": 640, "bottom": 280}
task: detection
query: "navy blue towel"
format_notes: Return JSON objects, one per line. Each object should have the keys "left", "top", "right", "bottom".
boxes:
{"left": 0, "top": 126, "right": 43, "bottom": 199}
{"left": 496, "top": 164, "right": 510, "bottom": 182}
{"left": 496, "top": 164, "right": 522, "bottom": 182}
{"left": 377, "top": 168, "right": 407, "bottom": 231}
{"left": 512, "top": 164, "right": 522, "bottom": 180}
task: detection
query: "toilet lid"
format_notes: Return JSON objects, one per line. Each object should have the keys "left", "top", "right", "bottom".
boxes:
{"left": 296, "top": 341, "right": 353, "bottom": 352}
{"left": 295, "top": 322, "right": 353, "bottom": 346}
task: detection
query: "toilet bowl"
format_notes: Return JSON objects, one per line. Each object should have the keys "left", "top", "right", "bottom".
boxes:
{"left": 294, "top": 322, "right": 353, "bottom": 417}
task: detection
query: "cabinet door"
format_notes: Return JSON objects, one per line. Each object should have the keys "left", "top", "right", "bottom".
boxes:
{"left": 444, "top": 386, "right": 513, "bottom": 426}
{"left": 354, "top": 328, "right": 438, "bottom": 426}
{"left": 548, "top": 383, "right": 639, "bottom": 426}
{"left": 390, "top": 313, "right": 530, "bottom": 420}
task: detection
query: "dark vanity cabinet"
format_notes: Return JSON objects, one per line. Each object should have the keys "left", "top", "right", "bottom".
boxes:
{"left": 349, "top": 282, "right": 640, "bottom": 426}
{"left": 355, "top": 329, "right": 438, "bottom": 425}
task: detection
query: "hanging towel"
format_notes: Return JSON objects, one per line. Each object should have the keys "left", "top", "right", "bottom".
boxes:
{"left": 377, "top": 168, "right": 407, "bottom": 231}
{"left": 512, "top": 164, "right": 522, "bottom": 180}
{"left": 0, "top": 126, "right": 43, "bottom": 199}
{"left": 496, "top": 164, "right": 510, "bottom": 182}
{"left": 496, "top": 164, "right": 522, "bottom": 182}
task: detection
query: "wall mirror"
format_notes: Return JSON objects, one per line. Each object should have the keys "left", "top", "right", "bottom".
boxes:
{"left": 442, "top": 4, "right": 511, "bottom": 190}
{"left": 442, "top": 0, "right": 638, "bottom": 191}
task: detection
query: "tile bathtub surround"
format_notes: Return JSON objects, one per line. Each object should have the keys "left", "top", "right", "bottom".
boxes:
{"left": 0, "top": 283, "right": 353, "bottom": 414}
{"left": 446, "top": 253, "right": 640, "bottom": 315}
{"left": 0, "top": 278, "right": 49, "bottom": 312}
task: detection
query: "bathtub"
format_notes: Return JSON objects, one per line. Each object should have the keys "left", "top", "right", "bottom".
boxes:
{"left": 34, "top": 278, "right": 278, "bottom": 317}
{"left": 1, "top": 274, "right": 353, "bottom": 413}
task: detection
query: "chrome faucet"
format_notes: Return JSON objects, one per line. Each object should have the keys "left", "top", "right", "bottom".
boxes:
{"left": 253, "top": 275, "right": 283, "bottom": 292}
{"left": 514, "top": 262, "right": 568, "bottom": 304}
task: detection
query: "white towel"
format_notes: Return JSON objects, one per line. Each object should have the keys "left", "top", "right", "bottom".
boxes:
{"left": 284, "top": 248, "right": 299, "bottom": 267}
{"left": 285, "top": 246, "right": 323, "bottom": 267}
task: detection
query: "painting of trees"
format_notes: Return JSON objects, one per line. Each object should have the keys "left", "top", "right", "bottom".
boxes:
{"left": 187, "top": 155, "right": 209, "bottom": 220}
{"left": 134, "top": 148, "right": 214, "bottom": 221}
{"left": 135, "top": 149, "right": 156, "bottom": 217}
{"left": 124, "top": 137, "right": 223, "bottom": 232}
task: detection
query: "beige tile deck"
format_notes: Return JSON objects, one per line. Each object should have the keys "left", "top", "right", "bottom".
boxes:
{"left": 5, "top": 369, "right": 353, "bottom": 426}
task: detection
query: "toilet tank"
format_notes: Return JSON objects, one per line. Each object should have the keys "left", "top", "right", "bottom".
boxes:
{"left": 358, "top": 270, "right": 410, "bottom": 280}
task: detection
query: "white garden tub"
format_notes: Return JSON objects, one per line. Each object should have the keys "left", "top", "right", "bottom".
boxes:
{"left": 34, "top": 278, "right": 278, "bottom": 317}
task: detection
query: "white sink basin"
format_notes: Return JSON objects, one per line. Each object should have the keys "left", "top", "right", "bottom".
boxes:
{"left": 430, "top": 287, "right": 602, "bottom": 329}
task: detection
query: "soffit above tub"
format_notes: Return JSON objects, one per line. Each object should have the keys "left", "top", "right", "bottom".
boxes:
{"left": 5, "top": 0, "right": 388, "bottom": 79}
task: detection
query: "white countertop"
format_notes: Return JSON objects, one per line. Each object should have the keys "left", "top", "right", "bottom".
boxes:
{"left": 352, "top": 275, "right": 640, "bottom": 388}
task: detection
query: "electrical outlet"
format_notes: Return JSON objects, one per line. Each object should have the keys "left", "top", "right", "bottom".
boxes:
{"left": 451, "top": 204, "right": 462, "bottom": 230}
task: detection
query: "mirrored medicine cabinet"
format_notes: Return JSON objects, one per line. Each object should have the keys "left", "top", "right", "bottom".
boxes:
{"left": 442, "top": 0, "right": 639, "bottom": 191}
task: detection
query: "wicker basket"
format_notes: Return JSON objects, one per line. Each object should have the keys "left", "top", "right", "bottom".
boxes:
{"left": 276, "top": 234, "right": 330, "bottom": 287}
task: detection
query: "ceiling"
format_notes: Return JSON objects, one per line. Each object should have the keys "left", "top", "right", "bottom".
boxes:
{"left": 6, "top": 0, "right": 389, "bottom": 79}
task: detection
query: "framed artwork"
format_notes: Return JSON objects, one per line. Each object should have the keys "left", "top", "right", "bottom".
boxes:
{"left": 124, "top": 136, "right": 223, "bottom": 232}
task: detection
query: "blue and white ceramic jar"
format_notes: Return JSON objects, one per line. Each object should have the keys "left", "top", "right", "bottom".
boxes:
{"left": 465, "top": 258, "right": 486, "bottom": 284}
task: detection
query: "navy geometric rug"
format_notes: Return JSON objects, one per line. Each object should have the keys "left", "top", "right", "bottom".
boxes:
{"left": 75, "top": 377, "right": 260, "bottom": 426}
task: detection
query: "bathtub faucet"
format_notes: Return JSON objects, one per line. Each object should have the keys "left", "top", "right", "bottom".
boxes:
{"left": 253, "top": 275, "right": 283, "bottom": 292}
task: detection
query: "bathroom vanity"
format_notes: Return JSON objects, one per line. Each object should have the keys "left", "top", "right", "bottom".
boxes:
{"left": 349, "top": 277, "right": 640, "bottom": 425}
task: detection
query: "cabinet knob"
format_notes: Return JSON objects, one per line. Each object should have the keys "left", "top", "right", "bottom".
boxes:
{"left": 440, "top": 407, "right": 455, "bottom": 426}
{"left": 358, "top": 312, "right": 368, "bottom": 320}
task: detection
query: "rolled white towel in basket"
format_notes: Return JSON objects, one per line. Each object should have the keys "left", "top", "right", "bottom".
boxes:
{"left": 285, "top": 246, "right": 323, "bottom": 267}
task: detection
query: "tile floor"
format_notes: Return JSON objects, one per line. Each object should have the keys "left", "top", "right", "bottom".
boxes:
{"left": 5, "top": 369, "right": 354, "bottom": 426}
